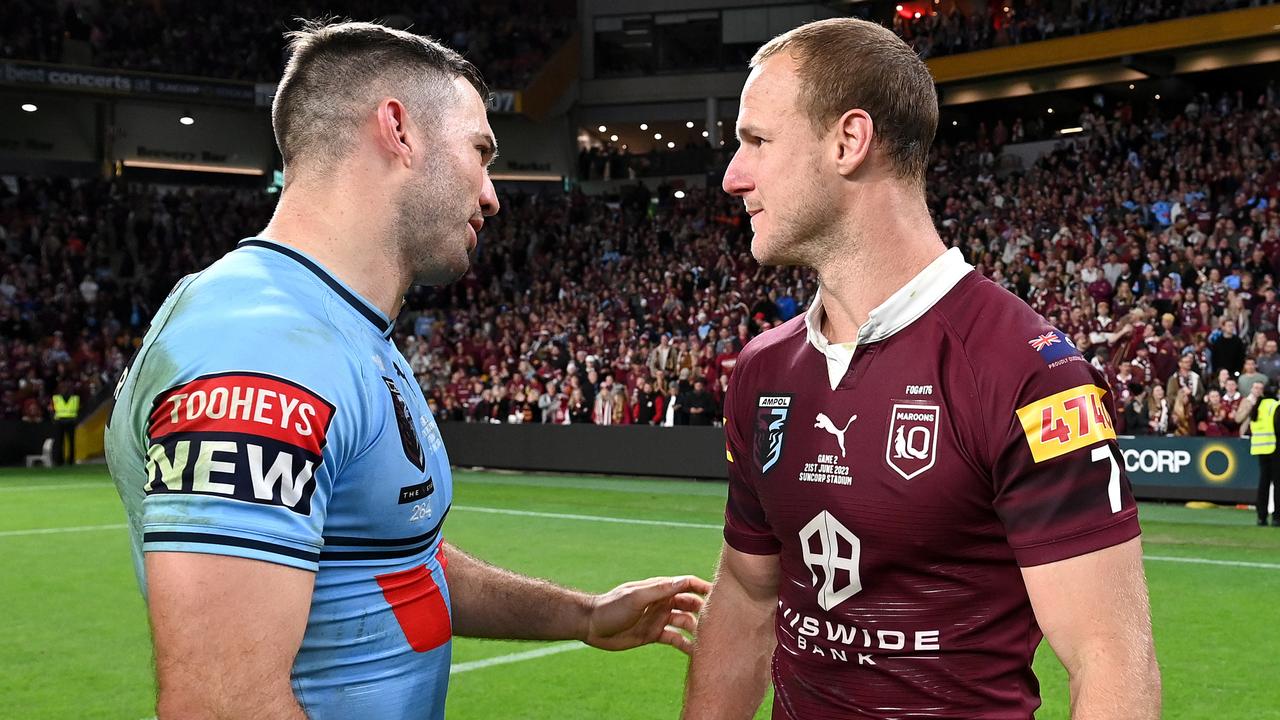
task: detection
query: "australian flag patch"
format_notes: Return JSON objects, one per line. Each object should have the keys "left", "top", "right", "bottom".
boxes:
{"left": 1027, "top": 329, "right": 1081, "bottom": 366}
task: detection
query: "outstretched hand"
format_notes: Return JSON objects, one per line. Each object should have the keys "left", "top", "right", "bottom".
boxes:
{"left": 585, "top": 575, "right": 712, "bottom": 655}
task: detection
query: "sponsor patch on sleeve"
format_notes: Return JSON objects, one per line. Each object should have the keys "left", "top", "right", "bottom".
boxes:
{"left": 143, "top": 372, "right": 336, "bottom": 514}
{"left": 1015, "top": 383, "right": 1116, "bottom": 463}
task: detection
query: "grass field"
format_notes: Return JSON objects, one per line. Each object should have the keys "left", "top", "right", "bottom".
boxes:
{"left": 2, "top": 465, "right": 1278, "bottom": 720}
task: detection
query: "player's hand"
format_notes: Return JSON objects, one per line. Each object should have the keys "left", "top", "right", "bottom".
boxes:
{"left": 585, "top": 575, "right": 711, "bottom": 655}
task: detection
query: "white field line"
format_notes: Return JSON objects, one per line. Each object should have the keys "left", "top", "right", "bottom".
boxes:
{"left": 0, "top": 523, "right": 126, "bottom": 537}
{"left": 450, "top": 641, "right": 586, "bottom": 674}
{"left": 5, "top": 508, "right": 1277, "bottom": 571}
{"left": 452, "top": 505, "right": 720, "bottom": 530}
{"left": 135, "top": 642, "right": 591, "bottom": 718}
{"left": 1141, "top": 555, "right": 1280, "bottom": 570}
{"left": 0, "top": 482, "right": 116, "bottom": 492}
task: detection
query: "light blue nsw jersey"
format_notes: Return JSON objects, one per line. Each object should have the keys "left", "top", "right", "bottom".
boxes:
{"left": 106, "top": 238, "right": 454, "bottom": 719}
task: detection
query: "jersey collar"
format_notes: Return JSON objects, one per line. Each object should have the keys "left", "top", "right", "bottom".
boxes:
{"left": 804, "top": 247, "right": 973, "bottom": 390}
{"left": 238, "top": 238, "right": 396, "bottom": 339}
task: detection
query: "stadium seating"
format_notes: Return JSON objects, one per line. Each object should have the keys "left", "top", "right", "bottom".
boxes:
{"left": 0, "top": 0, "right": 574, "bottom": 89}
{"left": 891, "top": 0, "right": 1268, "bottom": 59}
{"left": 4, "top": 1, "right": 1269, "bottom": 89}
{"left": 3, "top": 83, "right": 1277, "bottom": 434}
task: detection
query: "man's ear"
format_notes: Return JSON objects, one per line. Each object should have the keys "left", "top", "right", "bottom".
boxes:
{"left": 833, "top": 108, "right": 874, "bottom": 178}
{"left": 376, "top": 98, "right": 414, "bottom": 169}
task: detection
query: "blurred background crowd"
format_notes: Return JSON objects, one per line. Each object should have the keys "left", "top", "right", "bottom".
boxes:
{"left": 0, "top": 0, "right": 574, "bottom": 89}
{"left": 3, "top": 78, "right": 1277, "bottom": 432}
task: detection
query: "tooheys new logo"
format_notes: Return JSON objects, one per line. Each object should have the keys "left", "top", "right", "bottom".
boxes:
{"left": 755, "top": 394, "right": 792, "bottom": 474}
{"left": 143, "top": 372, "right": 335, "bottom": 514}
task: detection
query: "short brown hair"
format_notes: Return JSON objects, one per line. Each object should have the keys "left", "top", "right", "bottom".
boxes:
{"left": 272, "top": 19, "right": 488, "bottom": 174}
{"left": 752, "top": 18, "right": 938, "bottom": 185}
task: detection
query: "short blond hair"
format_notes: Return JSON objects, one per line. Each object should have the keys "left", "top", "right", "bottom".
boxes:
{"left": 752, "top": 18, "right": 938, "bottom": 185}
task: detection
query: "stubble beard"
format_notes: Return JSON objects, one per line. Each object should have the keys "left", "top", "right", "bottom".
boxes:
{"left": 752, "top": 180, "right": 837, "bottom": 270}
{"left": 394, "top": 162, "right": 473, "bottom": 288}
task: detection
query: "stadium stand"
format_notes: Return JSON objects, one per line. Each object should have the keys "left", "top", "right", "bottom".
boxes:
{"left": 3, "top": 80, "right": 1277, "bottom": 434}
{"left": 0, "top": 0, "right": 574, "bottom": 89}
{"left": 6, "top": 1, "right": 1273, "bottom": 91}
{"left": 891, "top": 0, "right": 1273, "bottom": 59}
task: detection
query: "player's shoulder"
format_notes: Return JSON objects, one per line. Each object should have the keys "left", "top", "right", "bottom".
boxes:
{"left": 936, "top": 272, "right": 1086, "bottom": 376}
{"left": 187, "top": 240, "right": 334, "bottom": 327}
{"left": 733, "top": 312, "right": 807, "bottom": 381}
{"left": 146, "top": 241, "right": 371, "bottom": 400}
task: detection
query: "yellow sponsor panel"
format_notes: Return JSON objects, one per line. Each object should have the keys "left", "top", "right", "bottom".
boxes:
{"left": 1016, "top": 384, "right": 1116, "bottom": 463}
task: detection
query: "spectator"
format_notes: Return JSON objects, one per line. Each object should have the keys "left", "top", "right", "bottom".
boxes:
{"left": 1166, "top": 354, "right": 1205, "bottom": 403}
{"left": 1121, "top": 384, "right": 1149, "bottom": 435}
{"left": 1147, "top": 384, "right": 1172, "bottom": 435}
{"left": 634, "top": 380, "right": 663, "bottom": 425}
{"left": 538, "top": 380, "right": 560, "bottom": 423}
{"left": 648, "top": 334, "right": 677, "bottom": 377}
{"left": 1172, "top": 387, "right": 1195, "bottom": 436}
{"left": 1239, "top": 358, "right": 1270, "bottom": 397}
{"left": 568, "top": 388, "right": 593, "bottom": 424}
{"left": 662, "top": 381, "right": 681, "bottom": 427}
{"left": 608, "top": 386, "right": 630, "bottom": 425}
{"left": 1196, "top": 389, "right": 1232, "bottom": 436}
{"left": 1211, "top": 320, "right": 1247, "bottom": 375}
{"left": 684, "top": 379, "right": 715, "bottom": 427}
{"left": 1256, "top": 341, "right": 1280, "bottom": 383}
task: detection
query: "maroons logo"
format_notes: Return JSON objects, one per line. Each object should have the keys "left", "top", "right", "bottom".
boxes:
{"left": 755, "top": 394, "right": 792, "bottom": 475}
{"left": 886, "top": 404, "right": 939, "bottom": 480}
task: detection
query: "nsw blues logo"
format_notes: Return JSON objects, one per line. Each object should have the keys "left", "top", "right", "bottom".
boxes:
{"left": 755, "top": 394, "right": 792, "bottom": 474}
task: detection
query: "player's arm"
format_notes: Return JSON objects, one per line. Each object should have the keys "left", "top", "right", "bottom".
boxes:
{"left": 682, "top": 543, "right": 779, "bottom": 720}
{"left": 1022, "top": 537, "right": 1160, "bottom": 720}
{"left": 147, "top": 553, "right": 313, "bottom": 720}
{"left": 988, "top": 342, "right": 1160, "bottom": 719}
{"left": 442, "top": 542, "right": 709, "bottom": 653}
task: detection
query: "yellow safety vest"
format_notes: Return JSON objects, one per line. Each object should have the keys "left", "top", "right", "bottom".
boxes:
{"left": 1250, "top": 398, "right": 1277, "bottom": 455}
{"left": 52, "top": 394, "right": 80, "bottom": 421}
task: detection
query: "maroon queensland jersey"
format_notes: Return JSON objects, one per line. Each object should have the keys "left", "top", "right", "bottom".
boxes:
{"left": 722, "top": 249, "right": 1141, "bottom": 719}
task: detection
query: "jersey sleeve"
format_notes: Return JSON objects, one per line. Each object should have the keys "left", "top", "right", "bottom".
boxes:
{"left": 722, "top": 349, "right": 782, "bottom": 555}
{"left": 988, "top": 339, "right": 1141, "bottom": 568}
{"left": 134, "top": 301, "right": 369, "bottom": 573}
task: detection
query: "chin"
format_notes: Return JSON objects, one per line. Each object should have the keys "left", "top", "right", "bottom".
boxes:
{"left": 413, "top": 250, "right": 470, "bottom": 287}
{"left": 751, "top": 231, "right": 788, "bottom": 266}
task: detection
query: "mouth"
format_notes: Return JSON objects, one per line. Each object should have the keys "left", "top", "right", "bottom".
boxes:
{"left": 746, "top": 207, "right": 763, "bottom": 217}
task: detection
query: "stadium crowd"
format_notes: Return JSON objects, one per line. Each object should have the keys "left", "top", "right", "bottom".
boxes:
{"left": 891, "top": 0, "right": 1273, "bottom": 59}
{"left": 5, "top": 0, "right": 1274, "bottom": 92}
{"left": 0, "top": 0, "right": 572, "bottom": 89}
{"left": 2, "top": 83, "right": 1278, "bottom": 434}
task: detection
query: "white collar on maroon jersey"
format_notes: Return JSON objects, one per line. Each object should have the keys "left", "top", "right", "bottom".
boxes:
{"left": 805, "top": 247, "right": 973, "bottom": 390}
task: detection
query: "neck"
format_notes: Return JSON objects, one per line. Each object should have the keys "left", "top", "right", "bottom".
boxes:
{"left": 813, "top": 184, "right": 946, "bottom": 344}
{"left": 259, "top": 177, "right": 408, "bottom": 320}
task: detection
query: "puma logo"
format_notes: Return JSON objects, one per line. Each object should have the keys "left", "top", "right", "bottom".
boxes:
{"left": 814, "top": 412, "right": 857, "bottom": 457}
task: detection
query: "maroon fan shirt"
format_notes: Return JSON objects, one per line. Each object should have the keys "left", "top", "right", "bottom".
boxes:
{"left": 722, "top": 249, "right": 1140, "bottom": 719}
